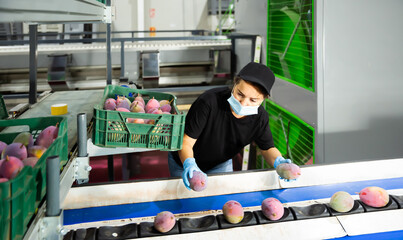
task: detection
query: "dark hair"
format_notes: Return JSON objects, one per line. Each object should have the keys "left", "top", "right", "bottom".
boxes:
{"left": 233, "top": 76, "right": 269, "bottom": 98}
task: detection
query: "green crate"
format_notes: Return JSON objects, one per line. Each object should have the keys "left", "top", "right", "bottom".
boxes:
{"left": 256, "top": 100, "right": 314, "bottom": 169}
{"left": 93, "top": 85, "right": 186, "bottom": 151}
{"left": 0, "top": 116, "right": 68, "bottom": 240}
{"left": 0, "top": 94, "right": 8, "bottom": 120}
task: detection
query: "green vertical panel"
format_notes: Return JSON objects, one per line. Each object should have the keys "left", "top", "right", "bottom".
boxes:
{"left": 257, "top": 100, "right": 315, "bottom": 169}
{"left": 267, "top": 0, "right": 314, "bottom": 91}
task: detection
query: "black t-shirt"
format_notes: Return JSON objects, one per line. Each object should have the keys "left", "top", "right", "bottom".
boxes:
{"left": 172, "top": 87, "right": 275, "bottom": 171}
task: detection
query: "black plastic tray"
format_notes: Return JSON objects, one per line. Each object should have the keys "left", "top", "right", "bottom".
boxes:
{"left": 138, "top": 221, "right": 179, "bottom": 238}
{"left": 290, "top": 203, "right": 330, "bottom": 220}
{"left": 97, "top": 223, "right": 138, "bottom": 239}
{"left": 179, "top": 215, "right": 219, "bottom": 233}
{"left": 217, "top": 211, "right": 258, "bottom": 229}
{"left": 254, "top": 207, "right": 295, "bottom": 224}
{"left": 327, "top": 200, "right": 365, "bottom": 216}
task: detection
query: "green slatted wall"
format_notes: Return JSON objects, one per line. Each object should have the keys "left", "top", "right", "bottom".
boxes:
{"left": 256, "top": 100, "right": 314, "bottom": 169}
{"left": 267, "top": 0, "right": 314, "bottom": 91}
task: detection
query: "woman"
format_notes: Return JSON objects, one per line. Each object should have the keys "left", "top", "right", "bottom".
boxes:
{"left": 168, "top": 62, "right": 292, "bottom": 190}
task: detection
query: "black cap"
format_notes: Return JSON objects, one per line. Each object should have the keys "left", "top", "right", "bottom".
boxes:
{"left": 237, "top": 62, "right": 275, "bottom": 96}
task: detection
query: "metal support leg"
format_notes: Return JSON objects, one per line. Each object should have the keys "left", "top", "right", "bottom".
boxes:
{"left": 29, "top": 24, "right": 38, "bottom": 104}
{"left": 106, "top": 0, "right": 112, "bottom": 85}
{"left": 120, "top": 41, "right": 125, "bottom": 78}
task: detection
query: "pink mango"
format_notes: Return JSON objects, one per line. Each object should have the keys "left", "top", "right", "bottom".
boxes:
{"left": 134, "top": 95, "right": 145, "bottom": 107}
{"left": 2, "top": 143, "right": 27, "bottom": 160}
{"left": 116, "top": 107, "right": 130, "bottom": 112}
{"left": 154, "top": 211, "right": 175, "bottom": 233}
{"left": 0, "top": 178, "right": 8, "bottom": 183}
{"left": 116, "top": 96, "right": 130, "bottom": 110}
{"left": 0, "top": 156, "right": 24, "bottom": 179}
{"left": 0, "top": 141, "right": 7, "bottom": 155}
{"left": 222, "top": 200, "right": 244, "bottom": 224}
{"left": 359, "top": 186, "right": 389, "bottom": 208}
{"left": 261, "top": 197, "right": 284, "bottom": 221}
{"left": 276, "top": 163, "right": 301, "bottom": 180}
{"left": 104, "top": 98, "right": 116, "bottom": 110}
{"left": 23, "top": 157, "right": 39, "bottom": 167}
{"left": 151, "top": 108, "right": 163, "bottom": 115}
{"left": 160, "top": 104, "right": 171, "bottom": 113}
{"left": 145, "top": 97, "right": 160, "bottom": 112}
{"left": 189, "top": 171, "right": 208, "bottom": 192}
{"left": 35, "top": 125, "right": 59, "bottom": 148}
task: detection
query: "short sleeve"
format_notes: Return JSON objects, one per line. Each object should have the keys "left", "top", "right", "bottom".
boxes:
{"left": 184, "top": 98, "right": 211, "bottom": 139}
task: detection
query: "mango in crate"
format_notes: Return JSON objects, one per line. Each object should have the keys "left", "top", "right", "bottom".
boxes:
{"left": 0, "top": 141, "right": 7, "bottom": 155}
{"left": 22, "top": 157, "right": 39, "bottom": 167}
{"left": 35, "top": 124, "right": 59, "bottom": 148}
{"left": 28, "top": 145, "right": 47, "bottom": 159}
{"left": 0, "top": 156, "right": 24, "bottom": 179}
{"left": 104, "top": 98, "right": 116, "bottom": 110}
{"left": 2, "top": 142, "right": 27, "bottom": 160}
{"left": 145, "top": 97, "right": 160, "bottom": 112}
{"left": 13, "top": 132, "right": 34, "bottom": 148}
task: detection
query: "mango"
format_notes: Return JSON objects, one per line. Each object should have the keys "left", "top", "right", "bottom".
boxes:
{"left": 13, "top": 132, "right": 34, "bottom": 148}
{"left": 2, "top": 143, "right": 27, "bottom": 160}
{"left": 35, "top": 125, "right": 58, "bottom": 148}
{"left": 130, "top": 102, "right": 145, "bottom": 113}
{"left": 28, "top": 145, "right": 47, "bottom": 159}
{"left": 276, "top": 163, "right": 301, "bottom": 180}
{"left": 222, "top": 200, "right": 244, "bottom": 224}
{"left": 116, "top": 107, "right": 130, "bottom": 112}
{"left": 0, "top": 156, "right": 24, "bottom": 179}
{"left": 329, "top": 191, "right": 354, "bottom": 212}
{"left": 116, "top": 96, "right": 130, "bottom": 110}
{"left": 0, "top": 178, "right": 8, "bottom": 183}
{"left": 23, "top": 157, "right": 39, "bottom": 167}
{"left": 0, "top": 141, "right": 7, "bottom": 155}
{"left": 130, "top": 100, "right": 145, "bottom": 109}
{"left": 151, "top": 108, "right": 163, "bottom": 114}
{"left": 134, "top": 95, "right": 145, "bottom": 107}
{"left": 154, "top": 211, "right": 175, "bottom": 233}
{"left": 189, "top": 171, "right": 207, "bottom": 192}
{"left": 145, "top": 97, "right": 160, "bottom": 112}
{"left": 359, "top": 186, "right": 389, "bottom": 208}
{"left": 261, "top": 197, "right": 284, "bottom": 220}
{"left": 104, "top": 98, "right": 116, "bottom": 110}
{"left": 160, "top": 104, "right": 171, "bottom": 113}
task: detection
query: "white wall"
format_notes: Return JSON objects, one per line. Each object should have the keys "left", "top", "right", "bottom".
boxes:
{"left": 112, "top": 0, "right": 221, "bottom": 33}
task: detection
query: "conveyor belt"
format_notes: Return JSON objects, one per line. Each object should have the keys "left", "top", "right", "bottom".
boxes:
{"left": 64, "top": 177, "right": 403, "bottom": 225}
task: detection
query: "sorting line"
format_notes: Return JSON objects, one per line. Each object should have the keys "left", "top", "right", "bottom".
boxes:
{"left": 64, "top": 177, "right": 403, "bottom": 225}
{"left": 327, "top": 229, "right": 403, "bottom": 240}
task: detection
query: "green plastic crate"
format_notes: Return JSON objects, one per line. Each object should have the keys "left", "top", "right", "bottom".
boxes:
{"left": 0, "top": 94, "right": 8, "bottom": 120}
{"left": 0, "top": 116, "right": 68, "bottom": 240}
{"left": 93, "top": 85, "right": 186, "bottom": 151}
{"left": 256, "top": 100, "right": 314, "bottom": 169}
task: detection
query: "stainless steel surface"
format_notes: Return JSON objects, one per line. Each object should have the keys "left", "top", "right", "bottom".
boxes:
{"left": 271, "top": 78, "right": 317, "bottom": 127}
{"left": 234, "top": 0, "right": 267, "bottom": 65}
{"left": 29, "top": 24, "right": 38, "bottom": 104}
{"left": 46, "top": 156, "right": 61, "bottom": 217}
{"left": 19, "top": 90, "right": 104, "bottom": 151}
{"left": 316, "top": 0, "right": 403, "bottom": 163}
{"left": 77, "top": 113, "right": 88, "bottom": 157}
{"left": 0, "top": 0, "right": 105, "bottom": 23}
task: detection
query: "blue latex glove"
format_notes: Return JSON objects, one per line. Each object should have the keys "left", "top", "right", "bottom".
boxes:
{"left": 274, "top": 156, "right": 295, "bottom": 182}
{"left": 182, "top": 158, "right": 207, "bottom": 190}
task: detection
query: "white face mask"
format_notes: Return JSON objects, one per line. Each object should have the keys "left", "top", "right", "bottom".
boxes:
{"left": 227, "top": 93, "right": 259, "bottom": 116}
